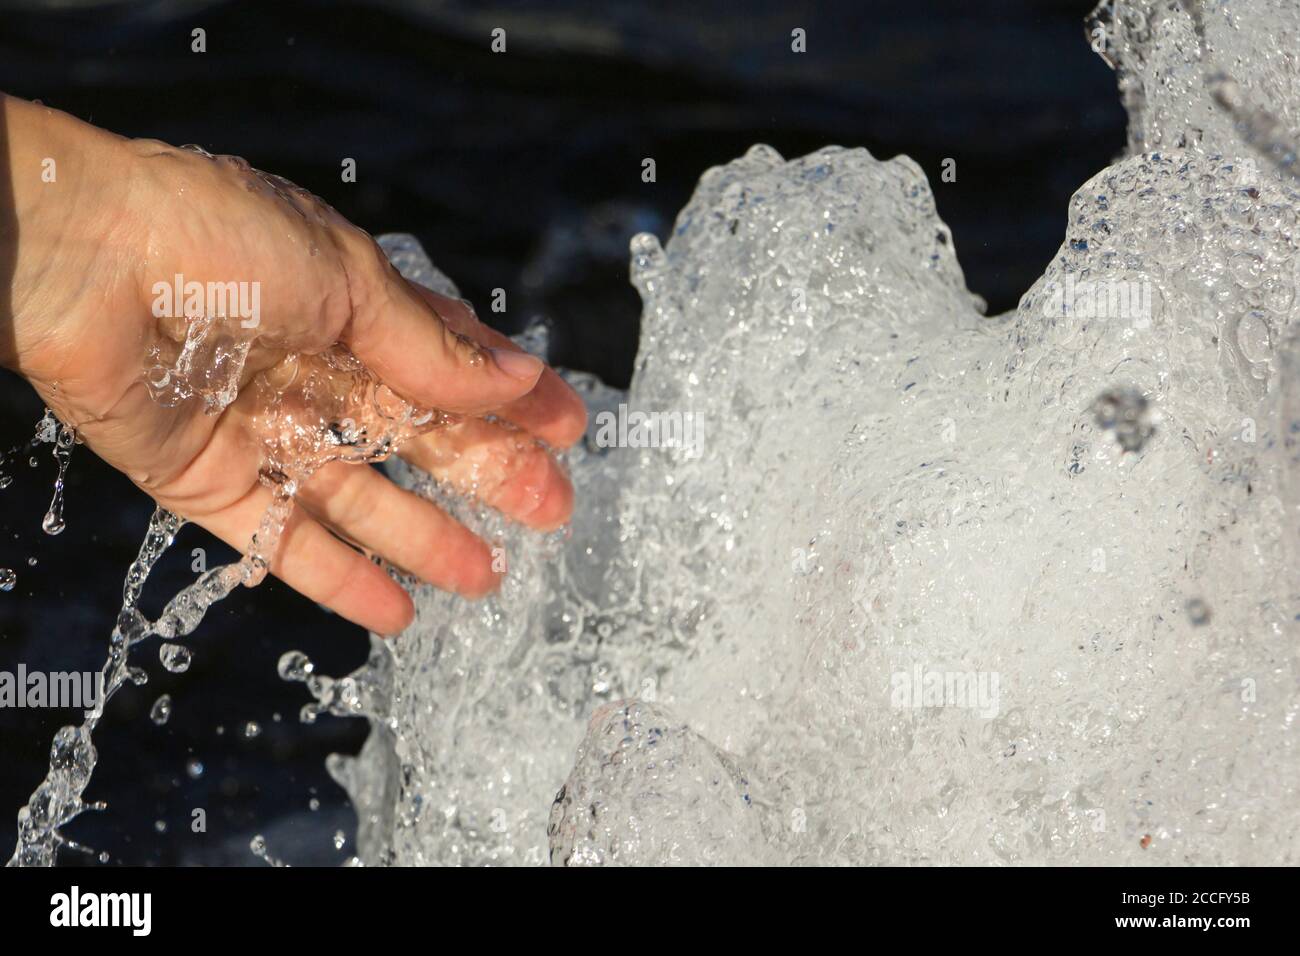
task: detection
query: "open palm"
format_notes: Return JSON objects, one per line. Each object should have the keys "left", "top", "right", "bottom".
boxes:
{"left": 7, "top": 135, "right": 585, "bottom": 635}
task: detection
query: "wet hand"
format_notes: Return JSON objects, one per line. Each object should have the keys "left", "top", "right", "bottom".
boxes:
{"left": 1, "top": 95, "right": 587, "bottom": 635}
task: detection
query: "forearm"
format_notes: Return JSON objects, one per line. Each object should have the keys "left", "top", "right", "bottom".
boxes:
{"left": 1, "top": 93, "right": 133, "bottom": 373}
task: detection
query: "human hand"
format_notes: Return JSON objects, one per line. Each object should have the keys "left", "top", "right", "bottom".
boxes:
{"left": 0, "top": 94, "right": 586, "bottom": 635}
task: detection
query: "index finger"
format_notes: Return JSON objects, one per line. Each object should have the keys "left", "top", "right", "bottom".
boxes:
{"left": 338, "top": 238, "right": 546, "bottom": 415}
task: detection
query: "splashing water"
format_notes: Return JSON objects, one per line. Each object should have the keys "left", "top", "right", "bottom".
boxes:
{"left": 144, "top": 313, "right": 253, "bottom": 413}
{"left": 1, "top": 409, "right": 77, "bottom": 593}
{"left": 10, "top": 0, "right": 1299, "bottom": 867}
{"left": 41, "top": 419, "right": 77, "bottom": 536}
{"left": 307, "top": 0, "right": 1298, "bottom": 866}
{"left": 158, "top": 643, "right": 192, "bottom": 674}
{"left": 9, "top": 248, "right": 457, "bottom": 867}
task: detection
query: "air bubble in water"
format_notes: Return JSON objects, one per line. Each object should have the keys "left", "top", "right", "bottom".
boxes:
{"left": 1092, "top": 387, "right": 1154, "bottom": 452}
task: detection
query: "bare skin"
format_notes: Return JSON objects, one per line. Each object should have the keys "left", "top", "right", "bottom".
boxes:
{"left": 0, "top": 94, "right": 587, "bottom": 636}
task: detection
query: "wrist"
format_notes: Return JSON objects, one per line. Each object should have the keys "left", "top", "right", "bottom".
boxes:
{"left": 1, "top": 94, "right": 139, "bottom": 374}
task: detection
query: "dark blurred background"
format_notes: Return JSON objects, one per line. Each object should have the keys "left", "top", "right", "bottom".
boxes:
{"left": 0, "top": 0, "right": 1124, "bottom": 865}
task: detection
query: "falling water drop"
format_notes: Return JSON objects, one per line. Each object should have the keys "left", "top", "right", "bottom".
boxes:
{"left": 277, "top": 650, "right": 313, "bottom": 681}
{"left": 149, "top": 695, "right": 173, "bottom": 726}
{"left": 159, "top": 643, "right": 193, "bottom": 674}
{"left": 249, "top": 834, "right": 285, "bottom": 867}
{"left": 42, "top": 421, "right": 77, "bottom": 536}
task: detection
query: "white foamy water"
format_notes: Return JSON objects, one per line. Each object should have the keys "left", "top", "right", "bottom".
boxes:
{"left": 319, "top": 0, "right": 1298, "bottom": 865}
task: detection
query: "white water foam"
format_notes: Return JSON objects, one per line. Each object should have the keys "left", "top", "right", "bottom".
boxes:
{"left": 317, "top": 0, "right": 1298, "bottom": 866}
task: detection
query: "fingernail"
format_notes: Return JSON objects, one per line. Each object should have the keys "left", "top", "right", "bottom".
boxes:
{"left": 489, "top": 347, "right": 543, "bottom": 381}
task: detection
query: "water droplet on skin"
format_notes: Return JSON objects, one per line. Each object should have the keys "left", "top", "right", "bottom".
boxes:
{"left": 146, "top": 365, "right": 171, "bottom": 389}
{"left": 150, "top": 695, "right": 172, "bottom": 726}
